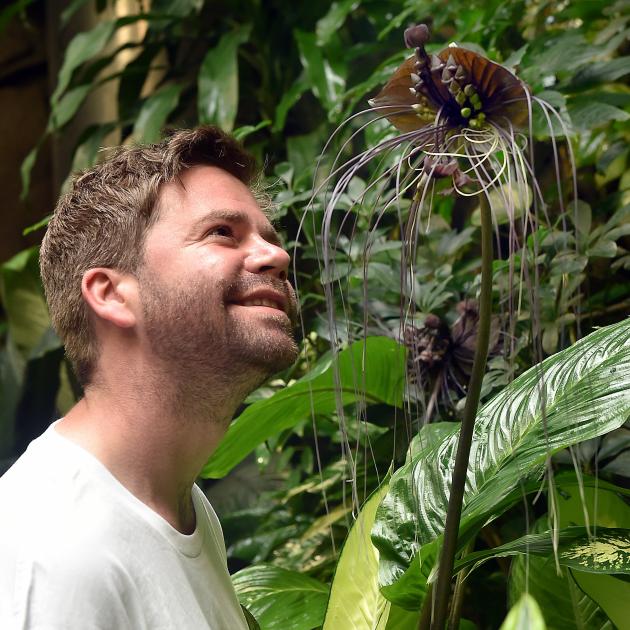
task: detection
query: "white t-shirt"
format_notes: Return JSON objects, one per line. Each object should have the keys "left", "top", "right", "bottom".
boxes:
{"left": 0, "top": 422, "right": 248, "bottom": 630}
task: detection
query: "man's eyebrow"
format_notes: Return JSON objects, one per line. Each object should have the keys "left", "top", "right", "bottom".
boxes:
{"left": 192, "top": 209, "right": 282, "bottom": 245}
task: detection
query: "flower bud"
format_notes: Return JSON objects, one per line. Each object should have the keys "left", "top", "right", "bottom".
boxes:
{"left": 404, "top": 24, "right": 430, "bottom": 48}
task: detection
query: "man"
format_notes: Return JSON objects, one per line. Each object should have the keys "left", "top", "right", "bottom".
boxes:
{"left": 0, "top": 126, "right": 299, "bottom": 629}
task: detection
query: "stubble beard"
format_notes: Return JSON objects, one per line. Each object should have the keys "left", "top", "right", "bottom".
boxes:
{"left": 138, "top": 270, "right": 299, "bottom": 403}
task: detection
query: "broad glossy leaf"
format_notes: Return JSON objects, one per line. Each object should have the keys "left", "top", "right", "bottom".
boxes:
{"left": 197, "top": 25, "right": 251, "bottom": 132}
{"left": 562, "top": 529, "right": 630, "bottom": 574}
{"left": 452, "top": 527, "right": 630, "bottom": 576}
{"left": 508, "top": 479, "right": 628, "bottom": 628}
{"left": 559, "top": 480, "right": 630, "bottom": 627}
{"left": 571, "top": 572, "right": 629, "bottom": 629}
{"left": 232, "top": 564, "right": 328, "bottom": 630}
{"left": 323, "top": 480, "right": 419, "bottom": 629}
{"left": 132, "top": 84, "right": 183, "bottom": 143}
{"left": 201, "top": 337, "right": 405, "bottom": 478}
{"left": 509, "top": 523, "right": 614, "bottom": 629}
{"left": 373, "top": 423, "right": 458, "bottom": 609}
{"left": 323, "top": 482, "right": 389, "bottom": 629}
{"left": 52, "top": 20, "right": 116, "bottom": 104}
{"left": 373, "top": 319, "right": 630, "bottom": 596}
{"left": 500, "top": 594, "right": 546, "bottom": 630}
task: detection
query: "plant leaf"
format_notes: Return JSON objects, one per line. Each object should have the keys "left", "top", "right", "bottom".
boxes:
{"left": 20, "top": 143, "right": 40, "bottom": 201}
{"left": 52, "top": 20, "right": 116, "bottom": 104}
{"left": 499, "top": 594, "right": 546, "bottom": 630}
{"left": 571, "top": 572, "right": 629, "bottom": 629}
{"left": 197, "top": 24, "right": 251, "bottom": 132}
{"left": 571, "top": 57, "right": 630, "bottom": 88}
{"left": 201, "top": 337, "right": 406, "bottom": 478}
{"left": 316, "top": 0, "right": 358, "bottom": 46}
{"left": 0, "top": 0, "right": 35, "bottom": 37}
{"left": 508, "top": 520, "right": 616, "bottom": 629}
{"left": 373, "top": 319, "right": 630, "bottom": 595}
{"left": 232, "top": 564, "right": 328, "bottom": 630}
{"left": 452, "top": 527, "right": 630, "bottom": 576}
{"left": 323, "top": 480, "right": 419, "bottom": 629}
{"left": 562, "top": 529, "right": 630, "bottom": 574}
{"left": 49, "top": 84, "right": 91, "bottom": 131}
{"left": 0, "top": 247, "right": 52, "bottom": 358}
{"left": 569, "top": 100, "right": 630, "bottom": 131}
{"left": 132, "top": 84, "right": 183, "bottom": 143}
{"left": 233, "top": 120, "right": 271, "bottom": 142}
{"left": 69, "top": 123, "right": 117, "bottom": 173}
{"left": 295, "top": 30, "right": 345, "bottom": 111}
{"left": 373, "top": 423, "right": 458, "bottom": 609}
{"left": 273, "top": 73, "right": 309, "bottom": 132}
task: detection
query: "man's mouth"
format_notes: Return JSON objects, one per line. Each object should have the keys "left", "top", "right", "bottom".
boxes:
{"left": 228, "top": 289, "right": 288, "bottom": 314}
{"left": 238, "top": 297, "right": 284, "bottom": 310}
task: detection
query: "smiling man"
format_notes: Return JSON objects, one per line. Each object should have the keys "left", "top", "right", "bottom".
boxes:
{"left": 0, "top": 127, "right": 298, "bottom": 629}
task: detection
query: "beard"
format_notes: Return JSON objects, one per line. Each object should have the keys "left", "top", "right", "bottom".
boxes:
{"left": 138, "top": 269, "right": 299, "bottom": 391}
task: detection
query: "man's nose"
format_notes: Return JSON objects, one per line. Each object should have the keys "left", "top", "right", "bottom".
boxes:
{"left": 244, "top": 236, "right": 290, "bottom": 281}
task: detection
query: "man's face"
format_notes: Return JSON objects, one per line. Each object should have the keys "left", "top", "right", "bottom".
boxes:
{"left": 137, "top": 165, "right": 299, "bottom": 382}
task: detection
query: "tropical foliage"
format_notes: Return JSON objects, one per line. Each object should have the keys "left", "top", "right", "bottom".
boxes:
{"left": 1, "top": 0, "right": 629, "bottom": 627}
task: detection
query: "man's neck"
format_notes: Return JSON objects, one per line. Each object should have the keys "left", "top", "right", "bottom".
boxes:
{"left": 55, "top": 370, "right": 248, "bottom": 534}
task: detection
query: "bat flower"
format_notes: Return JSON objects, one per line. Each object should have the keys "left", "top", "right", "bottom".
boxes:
{"left": 310, "top": 22, "right": 573, "bottom": 434}
{"left": 404, "top": 302, "right": 501, "bottom": 419}
{"left": 367, "top": 23, "right": 535, "bottom": 198}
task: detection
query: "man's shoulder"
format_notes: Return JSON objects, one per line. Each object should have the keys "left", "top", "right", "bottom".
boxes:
{"left": 0, "top": 428, "right": 136, "bottom": 555}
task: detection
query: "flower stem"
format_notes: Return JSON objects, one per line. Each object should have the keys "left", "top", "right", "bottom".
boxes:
{"left": 430, "top": 193, "right": 493, "bottom": 629}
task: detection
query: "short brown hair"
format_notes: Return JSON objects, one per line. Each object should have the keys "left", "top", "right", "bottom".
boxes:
{"left": 40, "top": 126, "right": 258, "bottom": 386}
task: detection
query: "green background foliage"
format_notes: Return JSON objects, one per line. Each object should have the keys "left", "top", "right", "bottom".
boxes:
{"left": 1, "top": 0, "right": 629, "bottom": 627}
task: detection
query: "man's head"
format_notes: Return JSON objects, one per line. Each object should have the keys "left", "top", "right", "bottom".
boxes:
{"left": 40, "top": 127, "right": 298, "bottom": 389}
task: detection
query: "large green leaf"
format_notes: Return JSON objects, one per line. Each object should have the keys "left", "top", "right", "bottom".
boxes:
{"left": 323, "top": 482, "right": 390, "bottom": 629}
{"left": 322, "top": 479, "right": 420, "bottom": 630}
{"left": 571, "top": 572, "right": 629, "bottom": 629}
{"left": 51, "top": 20, "right": 116, "bottom": 104}
{"left": 508, "top": 524, "right": 615, "bottom": 629}
{"left": 132, "top": 84, "right": 183, "bottom": 144}
{"left": 508, "top": 479, "right": 629, "bottom": 629}
{"left": 452, "top": 527, "right": 630, "bottom": 576}
{"left": 373, "top": 319, "right": 630, "bottom": 597}
{"left": 500, "top": 594, "right": 546, "bottom": 630}
{"left": 373, "top": 424, "right": 458, "bottom": 609}
{"left": 201, "top": 337, "right": 405, "bottom": 478}
{"left": 559, "top": 480, "right": 630, "bottom": 629}
{"left": 197, "top": 25, "right": 251, "bottom": 132}
{"left": 232, "top": 564, "right": 328, "bottom": 630}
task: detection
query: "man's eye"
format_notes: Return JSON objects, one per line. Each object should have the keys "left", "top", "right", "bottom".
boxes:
{"left": 206, "top": 225, "right": 234, "bottom": 239}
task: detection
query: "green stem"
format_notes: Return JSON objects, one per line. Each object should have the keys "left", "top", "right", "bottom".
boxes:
{"left": 430, "top": 193, "right": 493, "bottom": 629}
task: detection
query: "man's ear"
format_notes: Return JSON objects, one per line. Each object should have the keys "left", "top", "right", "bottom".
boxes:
{"left": 81, "top": 268, "right": 138, "bottom": 329}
